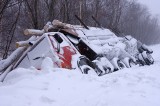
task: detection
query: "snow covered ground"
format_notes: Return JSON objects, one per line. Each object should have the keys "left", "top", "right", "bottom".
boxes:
{"left": 0, "top": 44, "right": 160, "bottom": 106}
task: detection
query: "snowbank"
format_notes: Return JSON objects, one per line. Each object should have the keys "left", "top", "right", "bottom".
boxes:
{"left": 0, "top": 45, "right": 160, "bottom": 106}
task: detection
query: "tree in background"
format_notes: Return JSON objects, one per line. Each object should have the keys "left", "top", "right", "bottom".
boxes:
{"left": 0, "top": 0, "right": 160, "bottom": 59}
{"left": 0, "top": 0, "right": 23, "bottom": 59}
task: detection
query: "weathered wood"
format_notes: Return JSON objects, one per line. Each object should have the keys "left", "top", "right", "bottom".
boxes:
{"left": 0, "top": 36, "right": 44, "bottom": 81}
{"left": 0, "top": 65, "right": 13, "bottom": 82}
{"left": 13, "top": 35, "right": 46, "bottom": 69}
{"left": 52, "top": 20, "right": 70, "bottom": 29}
{"left": 16, "top": 36, "right": 37, "bottom": 47}
{"left": 60, "top": 29, "right": 79, "bottom": 36}
{"left": 0, "top": 47, "right": 27, "bottom": 73}
{"left": 44, "top": 22, "right": 54, "bottom": 32}
{"left": 24, "top": 29, "right": 44, "bottom": 36}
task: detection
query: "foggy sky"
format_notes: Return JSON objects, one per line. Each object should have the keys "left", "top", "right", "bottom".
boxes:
{"left": 138, "top": 0, "right": 160, "bottom": 16}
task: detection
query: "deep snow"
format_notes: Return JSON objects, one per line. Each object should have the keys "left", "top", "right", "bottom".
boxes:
{"left": 0, "top": 45, "right": 160, "bottom": 106}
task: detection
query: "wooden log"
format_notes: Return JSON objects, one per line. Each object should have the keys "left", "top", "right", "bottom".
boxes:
{"left": 0, "top": 65, "right": 13, "bottom": 82}
{"left": 51, "top": 20, "right": 79, "bottom": 36}
{"left": 0, "top": 35, "right": 41, "bottom": 81}
{"left": 0, "top": 35, "right": 43, "bottom": 81}
{"left": 52, "top": 20, "right": 70, "bottom": 29}
{"left": 61, "top": 29, "right": 79, "bottom": 36}
{"left": 44, "top": 22, "right": 54, "bottom": 32}
{"left": 24, "top": 29, "right": 44, "bottom": 36}
{"left": 16, "top": 36, "right": 37, "bottom": 48}
{"left": 0, "top": 47, "right": 27, "bottom": 73}
{"left": 13, "top": 35, "right": 46, "bottom": 69}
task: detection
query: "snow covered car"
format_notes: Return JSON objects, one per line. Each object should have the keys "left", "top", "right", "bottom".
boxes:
{"left": 73, "top": 27, "right": 138, "bottom": 71}
{"left": 12, "top": 32, "right": 109, "bottom": 76}
{"left": 77, "top": 27, "right": 154, "bottom": 67}
{"left": 16, "top": 21, "right": 154, "bottom": 73}
{"left": 0, "top": 20, "right": 154, "bottom": 82}
{"left": 121, "top": 35, "right": 154, "bottom": 66}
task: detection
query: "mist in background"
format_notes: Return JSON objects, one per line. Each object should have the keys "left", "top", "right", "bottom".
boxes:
{"left": 0, "top": 0, "right": 160, "bottom": 59}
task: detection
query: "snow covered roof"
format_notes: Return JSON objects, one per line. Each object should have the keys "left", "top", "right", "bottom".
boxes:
{"left": 73, "top": 26, "right": 116, "bottom": 38}
{"left": 0, "top": 45, "right": 160, "bottom": 106}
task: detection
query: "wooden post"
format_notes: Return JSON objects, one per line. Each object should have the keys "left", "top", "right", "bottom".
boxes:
{"left": 75, "top": 15, "right": 89, "bottom": 30}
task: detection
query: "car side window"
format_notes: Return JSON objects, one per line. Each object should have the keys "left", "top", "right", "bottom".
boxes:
{"left": 54, "top": 34, "right": 63, "bottom": 44}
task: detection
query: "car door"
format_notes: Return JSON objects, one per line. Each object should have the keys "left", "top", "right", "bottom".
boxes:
{"left": 49, "top": 33, "right": 77, "bottom": 69}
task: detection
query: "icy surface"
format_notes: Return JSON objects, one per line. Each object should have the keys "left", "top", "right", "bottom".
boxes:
{"left": 0, "top": 45, "right": 160, "bottom": 106}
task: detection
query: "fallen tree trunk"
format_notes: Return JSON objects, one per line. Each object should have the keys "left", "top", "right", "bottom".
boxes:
{"left": 0, "top": 47, "right": 27, "bottom": 73}
{"left": 0, "top": 65, "right": 13, "bottom": 82}
{"left": 52, "top": 20, "right": 70, "bottom": 29}
{"left": 13, "top": 35, "right": 46, "bottom": 69}
{"left": 43, "top": 22, "right": 54, "bottom": 32}
{"left": 16, "top": 36, "right": 37, "bottom": 47}
{"left": 24, "top": 29, "right": 44, "bottom": 36}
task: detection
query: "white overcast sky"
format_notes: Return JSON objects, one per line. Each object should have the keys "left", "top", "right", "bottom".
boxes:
{"left": 138, "top": 0, "right": 160, "bottom": 16}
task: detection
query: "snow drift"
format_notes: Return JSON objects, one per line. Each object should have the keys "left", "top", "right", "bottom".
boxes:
{"left": 0, "top": 44, "right": 160, "bottom": 106}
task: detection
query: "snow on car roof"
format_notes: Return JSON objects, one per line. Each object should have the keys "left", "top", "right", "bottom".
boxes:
{"left": 82, "top": 27, "right": 116, "bottom": 37}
